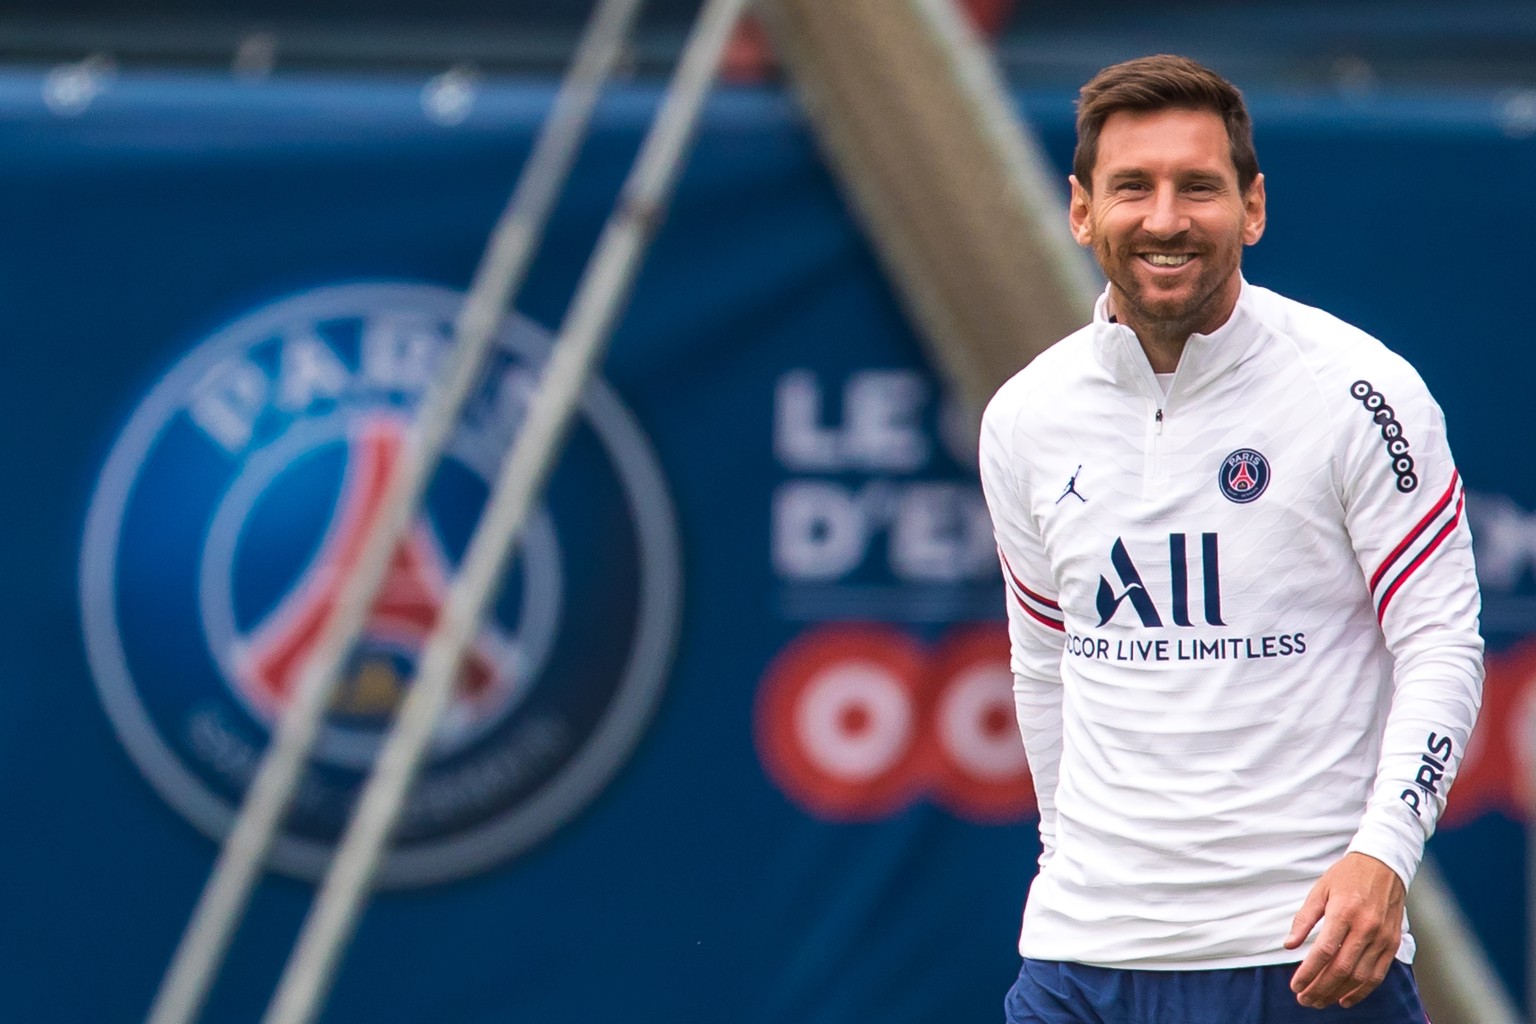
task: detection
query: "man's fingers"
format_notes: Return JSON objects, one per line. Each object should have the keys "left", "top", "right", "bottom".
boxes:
{"left": 1296, "top": 945, "right": 1367, "bottom": 1008}
{"left": 1289, "top": 917, "right": 1347, "bottom": 996}
{"left": 1293, "top": 912, "right": 1389, "bottom": 1008}
{"left": 1336, "top": 949, "right": 1395, "bottom": 1009}
{"left": 1294, "top": 926, "right": 1397, "bottom": 1009}
{"left": 1284, "top": 882, "right": 1328, "bottom": 949}
{"left": 1338, "top": 979, "right": 1378, "bottom": 1010}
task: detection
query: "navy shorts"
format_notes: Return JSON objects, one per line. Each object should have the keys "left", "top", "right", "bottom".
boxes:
{"left": 1005, "top": 958, "right": 1426, "bottom": 1024}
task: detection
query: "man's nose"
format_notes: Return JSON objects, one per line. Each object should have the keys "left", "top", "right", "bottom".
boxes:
{"left": 1142, "top": 185, "right": 1187, "bottom": 238}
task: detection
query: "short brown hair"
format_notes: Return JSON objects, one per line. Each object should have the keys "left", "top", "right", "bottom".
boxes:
{"left": 1073, "top": 54, "right": 1259, "bottom": 194}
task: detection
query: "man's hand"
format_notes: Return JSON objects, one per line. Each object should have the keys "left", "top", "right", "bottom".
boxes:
{"left": 1284, "top": 852, "right": 1406, "bottom": 1009}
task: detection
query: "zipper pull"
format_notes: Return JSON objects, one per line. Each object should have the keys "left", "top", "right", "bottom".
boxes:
{"left": 1155, "top": 408, "right": 1164, "bottom": 434}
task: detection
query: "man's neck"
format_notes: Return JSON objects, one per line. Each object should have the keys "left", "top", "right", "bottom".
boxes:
{"left": 1106, "top": 303, "right": 1190, "bottom": 374}
{"left": 1107, "top": 282, "right": 1242, "bottom": 375}
{"left": 1131, "top": 327, "right": 1187, "bottom": 374}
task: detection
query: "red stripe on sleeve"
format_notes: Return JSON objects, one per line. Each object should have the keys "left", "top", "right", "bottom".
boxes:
{"left": 1370, "top": 470, "right": 1459, "bottom": 593}
{"left": 1014, "top": 590, "right": 1066, "bottom": 632}
{"left": 1376, "top": 488, "right": 1465, "bottom": 624}
{"left": 997, "top": 547, "right": 1061, "bottom": 610}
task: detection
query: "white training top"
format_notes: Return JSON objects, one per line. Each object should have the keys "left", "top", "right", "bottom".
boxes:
{"left": 978, "top": 279, "right": 1483, "bottom": 969}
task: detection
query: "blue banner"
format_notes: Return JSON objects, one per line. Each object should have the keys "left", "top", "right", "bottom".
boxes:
{"left": 2, "top": 70, "right": 1534, "bottom": 1021}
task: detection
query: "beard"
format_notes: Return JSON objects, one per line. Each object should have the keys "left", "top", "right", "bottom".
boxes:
{"left": 1095, "top": 232, "right": 1240, "bottom": 341}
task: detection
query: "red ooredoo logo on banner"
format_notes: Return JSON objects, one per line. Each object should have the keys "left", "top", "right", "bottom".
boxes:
{"left": 754, "top": 623, "right": 1034, "bottom": 823}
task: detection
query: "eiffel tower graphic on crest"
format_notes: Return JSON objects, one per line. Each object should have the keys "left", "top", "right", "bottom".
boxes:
{"left": 240, "top": 421, "right": 501, "bottom": 724}
{"left": 1227, "top": 459, "right": 1258, "bottom": 493}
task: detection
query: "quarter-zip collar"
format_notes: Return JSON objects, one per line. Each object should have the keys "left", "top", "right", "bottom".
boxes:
{"left": 1091, "top": 276, "right": 1267, "bottom": 403}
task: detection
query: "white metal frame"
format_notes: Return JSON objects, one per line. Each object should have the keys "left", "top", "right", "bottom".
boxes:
{"left": 260, "top": 1, "right": 747, "bottom": 1019}
{"left": 143, "top": 0, "right": 743, "bottom": 1019}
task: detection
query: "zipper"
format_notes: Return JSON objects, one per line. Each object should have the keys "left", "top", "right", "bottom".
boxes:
{"left": 1143, "top": 404, "right": 1164, "bottom": 499}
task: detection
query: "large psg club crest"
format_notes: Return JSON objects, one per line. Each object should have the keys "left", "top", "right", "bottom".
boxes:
{"left": 79, "top": 282, "right": 682, "bottom": 886}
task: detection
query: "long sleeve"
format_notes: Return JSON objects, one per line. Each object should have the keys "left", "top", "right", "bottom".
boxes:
{"left": 978, "top": 391, "right": 1066, "bottom": 866}
{"left": 1337, "top": 361, "right": 1484, "bottom": 889}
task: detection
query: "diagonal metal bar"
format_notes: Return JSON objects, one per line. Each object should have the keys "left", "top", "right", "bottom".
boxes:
{"left": 144, "top": 4, "right": 645, "bottom": 1023}
{"left": 258, "top": 0, "right": 748, "bottom": 1022}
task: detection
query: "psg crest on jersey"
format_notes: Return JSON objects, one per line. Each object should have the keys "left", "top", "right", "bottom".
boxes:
{"left": 79, "top": 282, "right": 682, "bottom": 886}
{"left": 1219, "top": 448, "right": 1270, "bottom": 504}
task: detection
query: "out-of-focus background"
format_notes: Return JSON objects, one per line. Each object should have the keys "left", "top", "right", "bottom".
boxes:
{"left": 5, "top": 1, "right": 1536, "bottom": 1021}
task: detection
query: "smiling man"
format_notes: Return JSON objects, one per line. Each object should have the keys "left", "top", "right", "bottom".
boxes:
{"left": 978, "top": 55, "right": 1483, "bottom": 1023}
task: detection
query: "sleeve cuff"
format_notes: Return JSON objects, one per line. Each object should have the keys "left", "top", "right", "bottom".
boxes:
{"left": 1347, "top": 808, "right": 1426, "bottom": 891}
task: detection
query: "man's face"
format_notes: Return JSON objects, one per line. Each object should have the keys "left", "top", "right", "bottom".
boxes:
{"left": 1069, "top": 107, "right": 1265, "bottom": 340}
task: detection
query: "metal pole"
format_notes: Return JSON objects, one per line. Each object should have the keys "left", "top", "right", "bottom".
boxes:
{"left": 259, "top": 1, "right": 749, "bottom": 1021}
{"left": 144, "top": 4, "right": 644, "bottom": 1022}
{"left": 905, "top": 0, "right": 1098, "bottom": 311}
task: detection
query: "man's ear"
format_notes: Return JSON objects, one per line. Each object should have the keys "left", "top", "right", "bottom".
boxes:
{"left": 1242, "top": 172, "right": 1267, "bottom": 246}
{"left": 1068, "top": 174, "right": 1093, "bottom": 247}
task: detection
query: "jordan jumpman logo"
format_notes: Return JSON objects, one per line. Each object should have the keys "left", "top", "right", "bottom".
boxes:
{"left": 1057, "top": 465, "right": 1087, "bottom": 504}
